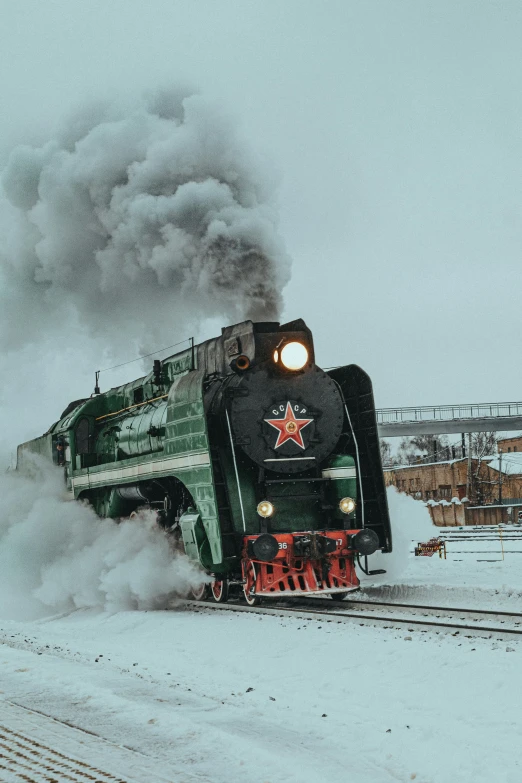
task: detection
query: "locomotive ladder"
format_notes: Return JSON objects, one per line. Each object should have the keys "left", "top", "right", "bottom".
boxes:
{"left": 209, "top": 444, "right": 238, "bottom": 560}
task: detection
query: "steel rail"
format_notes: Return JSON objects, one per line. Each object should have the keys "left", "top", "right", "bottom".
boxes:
{"left": 183, "top": 599, "right": 522, "bottom": 639}
{"left": 311, "top": 597, "right": 522, "bottom": 619}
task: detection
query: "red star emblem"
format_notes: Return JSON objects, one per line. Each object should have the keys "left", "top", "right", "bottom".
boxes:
{"left": 264, "top": 402, "right": 313, "bottom": 450}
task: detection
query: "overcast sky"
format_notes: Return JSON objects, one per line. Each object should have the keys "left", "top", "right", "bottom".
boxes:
{"left": 1, "top": 0, "right": 521, "bottom": 457}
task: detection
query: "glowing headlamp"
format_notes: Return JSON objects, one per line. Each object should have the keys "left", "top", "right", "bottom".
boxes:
{"left": 339, "top": 497, "right": 356, "bottom": 515}
{"left": 274, "top": 342, "right": 308, "bottom": 371}
{"left": 257, "top": 500, "right": 275, "bottom": 518}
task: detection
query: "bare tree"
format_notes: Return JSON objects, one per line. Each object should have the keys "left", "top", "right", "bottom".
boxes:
{"left": 471, "top": 432, "right": 499, "bottom": 505}
{"left": 470, "top": 432, "right": 498, "bottom": 459}
{"left": 380, "top": 439, "right": 392, "bottom": 467}
{"left": 396, "top": 434, "right": 449, "bottom": 465}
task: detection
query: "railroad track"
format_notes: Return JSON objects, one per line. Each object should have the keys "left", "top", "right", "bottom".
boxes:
{"left": 0, "top": 699, "right": 186, "bottom": 783}
{"left": 184, "top": 596, "right": 522, "bottom": 640}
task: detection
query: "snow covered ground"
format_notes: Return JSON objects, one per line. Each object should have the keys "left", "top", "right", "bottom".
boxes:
{"left": 2, "top": 482, "right": 522, "bottom": 782}
{"left": 1, "top": 595, "right": 521, "bottom": 783}
{"left": 359, "top": 491, "right": 522, "bottom": 611}
{"left": 360, "top": 548, "right": 522, "bottom": 611}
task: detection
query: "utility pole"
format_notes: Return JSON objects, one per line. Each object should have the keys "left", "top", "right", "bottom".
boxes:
{"left": 499, "top": 449, "right": 503, "bottom": 505}
{"left": 466, "top": 432, "right": 472, "bottom": 501}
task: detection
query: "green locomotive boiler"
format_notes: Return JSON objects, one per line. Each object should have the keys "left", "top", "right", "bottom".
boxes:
{"left": 17, "top": 318, "right": 392, "bottom": 603}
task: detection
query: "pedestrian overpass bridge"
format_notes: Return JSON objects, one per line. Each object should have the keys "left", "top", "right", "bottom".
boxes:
{"left": 376, "top": 401, "right": 522, "bottom": 437}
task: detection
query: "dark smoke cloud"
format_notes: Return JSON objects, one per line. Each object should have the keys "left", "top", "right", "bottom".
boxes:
{"left": 0, "top": 88, "right": 291, "bottom": 353}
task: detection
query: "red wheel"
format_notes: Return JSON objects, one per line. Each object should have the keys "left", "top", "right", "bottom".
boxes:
{"left": 190, "top": 583, "right": 209, "bottom": 601}
{"left": 243, "top": 562, "right": 261, "bottom": 606}
{"left": 211, "top": 579, "right": 229, "bottom": 603}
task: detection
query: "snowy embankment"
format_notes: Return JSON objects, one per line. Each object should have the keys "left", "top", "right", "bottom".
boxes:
{"left": 359, "top": 489, "right": 522, "bottom": 611}
{"left": 2, "top": 471, "right": 522, "bottom": 781}
{"left": 359, "top": 554, "right": 522, "bottom": 611}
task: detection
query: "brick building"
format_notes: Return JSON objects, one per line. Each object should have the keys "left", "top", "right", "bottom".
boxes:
{"left": 384, "top": 456, "right": 522, "bottom": 505}
{"left": 497, "top": 435, "right": 522, "bottom": 453}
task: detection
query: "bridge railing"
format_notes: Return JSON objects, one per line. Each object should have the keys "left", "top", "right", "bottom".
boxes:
{"left": 376, "top": 402, "right": 522, "bottom": 425}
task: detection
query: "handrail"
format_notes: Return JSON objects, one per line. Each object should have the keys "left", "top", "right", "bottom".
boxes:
{"left": 95, "top": 394, "right": 168, "bottom": 421}
{"left": 376, "top": 401, "right": 522, "bottom": 424}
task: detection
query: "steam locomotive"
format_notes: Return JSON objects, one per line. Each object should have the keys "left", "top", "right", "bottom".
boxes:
{"left": 17, "top": 318, "right": 392, "bottom": 603}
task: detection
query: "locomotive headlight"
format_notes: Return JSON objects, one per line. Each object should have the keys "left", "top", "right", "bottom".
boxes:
{"left": 339, "top": 497, "right": 356, "bottom": 515}
{"left": 280, "top": 342, "right": 308, "bottom": 371}
{"left": 257, "top": 500, "right": 275, "bottom": 518}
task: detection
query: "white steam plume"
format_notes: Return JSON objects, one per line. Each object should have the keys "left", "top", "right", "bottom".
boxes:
{"left": 0, "top": 88, "right": 291, "bottom": 353}
{"left": 0, "top": 456, "right": 207, "bottom": 620}
{"left": 359, "top": 487, "right": 437, "bottom": 585}
{"left": 0, "top": 88, "right": 291, "bottom": 611}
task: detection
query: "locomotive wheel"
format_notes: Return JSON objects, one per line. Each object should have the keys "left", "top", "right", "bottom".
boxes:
{"left": 211, "top": 579, "right": 229, "bottom": 603}
{"left": 243, "top": 562, "right": 261, "bottom": 606}
{"left": 330, "top": 592, "right": 349, "bottom": 601}
{"left": 190, "top": 583, "right": 209, "bottom": 601}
